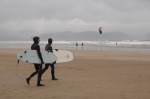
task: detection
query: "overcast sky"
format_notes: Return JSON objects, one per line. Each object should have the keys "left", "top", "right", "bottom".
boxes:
{"left": 0, "top": 0, "right": 150, "bottom": 36}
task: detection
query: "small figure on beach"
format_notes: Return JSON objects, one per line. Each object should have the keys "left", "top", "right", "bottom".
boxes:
{"left": 26, "top": 36, "right": 45, "bottom": 86}
{"left": 76, "top": 43, "right": 78, "bottom": 50}
{"left": 82, "top": 43, "right": 84, "bottom": 50}
{"left": 42, "top": 38, "right": 58, "bottom": 80}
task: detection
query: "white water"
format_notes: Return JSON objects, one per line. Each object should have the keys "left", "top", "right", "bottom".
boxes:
{"left": 0, "top": 40, "right": 150, "bottom": 51}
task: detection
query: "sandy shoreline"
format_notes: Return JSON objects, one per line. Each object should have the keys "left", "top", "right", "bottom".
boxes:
{"left": 0, "top": 49, "right": 150, "bottom": 99}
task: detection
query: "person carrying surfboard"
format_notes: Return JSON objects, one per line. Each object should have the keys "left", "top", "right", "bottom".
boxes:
{"left": 42, "top": 38, "right": 58, "bottom": 80}
{"left": 26, "top": 36, "right": 45, "bottom": 86}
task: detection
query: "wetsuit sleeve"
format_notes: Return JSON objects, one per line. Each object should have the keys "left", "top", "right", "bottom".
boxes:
{"left": 35, "top": 45, "right": 44, "bottom": 63}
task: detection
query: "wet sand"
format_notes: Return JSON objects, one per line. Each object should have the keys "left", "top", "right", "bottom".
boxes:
{"left": 0, "top": 49, "right": 150, "bottom": 99}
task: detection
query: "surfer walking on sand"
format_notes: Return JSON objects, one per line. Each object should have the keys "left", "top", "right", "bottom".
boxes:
{"left": 26, "top": 36, "right": 45, "bottom": 86}
{"left": 42, "top": 38, "right": 58, "bottom": 80}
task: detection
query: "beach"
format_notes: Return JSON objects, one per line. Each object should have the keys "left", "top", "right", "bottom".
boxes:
{"left": 0, "top": 49, "right": 150, "bottom": 99}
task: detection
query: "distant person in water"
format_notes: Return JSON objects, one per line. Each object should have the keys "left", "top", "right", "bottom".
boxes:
{"left": 42, "top": 38, "right": 58, "bottom": 80}
{"left": 76, "top": 43, "right": 78, "bottom": 50}
{"left": 82, "top": 43, "right": 84, "bottom": 50}
{"left": 26, "top": 36, "right": 45, "bottom": 86}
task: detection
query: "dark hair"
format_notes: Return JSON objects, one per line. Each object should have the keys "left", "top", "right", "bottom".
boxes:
{"left": 48, "top": 38, "right": 53, "bottom": 44}
{"left": 33, "top": 36, "right": 40, "bottom": 44}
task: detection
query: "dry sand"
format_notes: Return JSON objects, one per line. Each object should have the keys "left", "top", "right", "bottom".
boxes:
{"left": 0, "top": 49, "right": 150, "bottom": 99}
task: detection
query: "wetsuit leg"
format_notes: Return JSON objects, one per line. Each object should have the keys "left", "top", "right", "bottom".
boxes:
{"left": 42, "top": 64, "right": 49, "bottom": 74}
{"left": 28, "top": 64, "right": 40, "bottom": 78}
{"left": 50, "top": 64, "right": 55, "bottom": 79}
{"left": 26, "top": 64, "right": 41, "bottom": 85}
{"left": 37, "top": 64, "right": 45, "bottom": 86}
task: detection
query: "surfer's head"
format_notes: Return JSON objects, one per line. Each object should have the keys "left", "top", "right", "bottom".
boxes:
{"left": 48, "top": 38, "right": 53, "bottom": 44}
{"left": 33, "top": 36, "right": 40, "bottom": 44}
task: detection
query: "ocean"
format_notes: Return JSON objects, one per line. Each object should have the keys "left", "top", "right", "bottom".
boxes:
{"left": 0, "top": 40, "right": 150, "bottom": 51}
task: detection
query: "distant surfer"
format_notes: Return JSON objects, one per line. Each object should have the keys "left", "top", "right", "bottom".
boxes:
{"left": 26, "top": 36, "right": 45, "bottom": 86}
{"left": 42, "top": 38, "right": 58, "bottom": 80}
{"left": 76, "top": 43, "right": 78, "bottom": 50}
{"left": 82, "top": 43, "right": 83, "bottom": 50}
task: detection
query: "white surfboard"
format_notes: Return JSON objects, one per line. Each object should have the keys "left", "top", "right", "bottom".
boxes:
{"left": 53, "top": 50, "right": 73, "bottom": 63}
{"left": 17, "top": 50, "right": 73, "bottom": 64}
{"left": 17, "top": 50, "right": 57, "bottom": 64}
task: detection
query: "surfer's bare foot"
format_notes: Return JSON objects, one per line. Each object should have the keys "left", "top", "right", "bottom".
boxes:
{"left": 26, "top": 78, "right": 30, "bottom": 85}
{"left": 37, "top": 84, "right": 45, "bottom": 86}
{"left": 52, "top": 78, "right": 58, "bottom": 80}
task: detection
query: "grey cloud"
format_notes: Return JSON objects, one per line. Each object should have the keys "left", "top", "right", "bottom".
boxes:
{"left": 0, "top": 0, "right": 150, "bottom": 37}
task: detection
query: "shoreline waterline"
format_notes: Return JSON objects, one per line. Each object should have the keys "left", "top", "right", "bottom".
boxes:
{"left": 0, "top": 40, "right": 150, "bottom": 51}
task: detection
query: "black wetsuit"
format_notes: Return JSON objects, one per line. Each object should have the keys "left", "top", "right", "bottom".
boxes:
{"left": 27, "top": 43, "right": 44, "bottom": 85}
{"left": 42, "top": 44, "right": 56, "bottom": 79}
